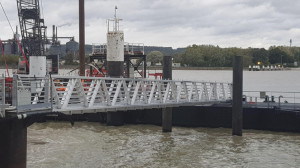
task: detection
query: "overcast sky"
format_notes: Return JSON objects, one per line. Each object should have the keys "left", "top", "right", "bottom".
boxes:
{"left": 1, "top": 0, "right": 300, "bottom": 48}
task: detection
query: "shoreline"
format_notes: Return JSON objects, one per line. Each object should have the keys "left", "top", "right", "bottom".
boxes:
{"left": 1, "top": 65, "right": 299, "bottom": 71}
{"left": 57, "top": 65, "right": 298, "bottom": 71}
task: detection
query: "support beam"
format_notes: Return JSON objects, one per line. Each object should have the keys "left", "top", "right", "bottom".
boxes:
{"left": 162, "top": 108, "right": 172, "bottom": 132}
{"left": 79, "top": 0, "right": 85, "bottom": 76}
{"left": 162, "top": 55, "right": 173, "bottom": 132}
{"left": 0, "top": 118, "right": 27, "bottom": 168}
{"left": 232, "top": 56, "right": 243, "bottom": 136}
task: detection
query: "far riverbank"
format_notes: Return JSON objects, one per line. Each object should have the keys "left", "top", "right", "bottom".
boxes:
{"left": 2, "top": 65, "right": 299, "bottom": 72}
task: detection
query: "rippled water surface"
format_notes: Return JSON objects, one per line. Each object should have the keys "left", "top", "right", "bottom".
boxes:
{"left": 28, "top": 122, "right": 300, "bottom": 168}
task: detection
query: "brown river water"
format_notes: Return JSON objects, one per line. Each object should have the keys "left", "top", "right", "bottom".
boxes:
{"left": 27, "top": 122, "right": 300, "bottom": 168}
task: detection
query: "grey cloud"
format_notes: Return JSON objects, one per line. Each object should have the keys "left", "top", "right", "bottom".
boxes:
{"left": 1, "top": 0, "right": 300, "bottom": 48}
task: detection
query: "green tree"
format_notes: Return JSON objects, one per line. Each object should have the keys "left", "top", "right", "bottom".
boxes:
{"left": 0, "top": 54, "right": 19, "bottom": 67}
{"left": 251, "top": 48, "right": 269, "bottom": 65}
{"left": 173, "top": 53, "right": 182, "bottom": 63}
{"left": 146, "top": 51, "right": 163, "bottom": 65}
{"left": 269, "top": 47, "right": 292, "bottom": 65}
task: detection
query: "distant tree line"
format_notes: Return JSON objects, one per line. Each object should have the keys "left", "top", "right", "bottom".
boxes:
{"left": 144, "top": 46, "right": 185, "bottom": 56}
{"left": 0, "top": 54, "right": 19, "bottom": 67}
{"left": 147, "top": 45, "right": 300, "bottom": 67}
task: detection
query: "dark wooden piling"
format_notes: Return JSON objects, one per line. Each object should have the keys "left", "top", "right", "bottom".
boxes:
{"left": 232, "top": 56, "right": 243, "bottom": 136}
{"left": 162, "top": 56, "right": 172, "bottom": 80}
{"left": 0, "top": 118, "right": 27, "bottom": 168}
{"left": 162, "top": 56, "right": 173, "bottom": 132}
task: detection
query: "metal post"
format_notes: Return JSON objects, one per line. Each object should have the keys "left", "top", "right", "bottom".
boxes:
{"left": 50, "top": 74, "right": 53, "bottom": 112}
{"left": 143, "top": 55, "right": 147, "bottom": 78}
{"left": 162, "top": 55, "right": 172, "bottom": 132}
{"left": 56, "top": 26, "right": 58, "bottom": 42}
{"left": 232, "top": 56, "right": 243, "bottom": 136}
{"left": 52, "top": 25, "right": 55, "bottom": 43}
{"left": 79, "top": 0, "right": 85, "bottom": 76}
{"left": 44, "top": 75, "right": 50, "bottom": 103}
{"left": 89, "top": 57, "right": 93, "bottom": 77}
{"left": 266, "top": 96, "right": 269, "bottom": 108}
{"left": 125, "top": 56, "right": 130, "bottom": 78}
{"left": 278, "top": 95, "right": 283, "bottom": 109}
{"left": 12, "top": 75, "right": 18, "bottom": 107}
{"left": 255, "top": 97, "right": 257, "bottom": 107}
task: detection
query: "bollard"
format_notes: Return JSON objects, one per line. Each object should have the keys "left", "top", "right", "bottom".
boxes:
{"left": 232, "top": 56, "right": 243, "bottom": 136}
{"left": 271, "top": 96, "right": 275, "bottom": 102}
{"left": 162, "top": 56, "right": 173, "bottom": 132}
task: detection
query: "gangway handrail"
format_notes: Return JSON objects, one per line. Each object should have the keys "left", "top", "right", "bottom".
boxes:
{"left": 49, "top": 75, "right": 233, "bottom": 84}
{"left": 13, "top": 75, "right": 233, "bottom": 114}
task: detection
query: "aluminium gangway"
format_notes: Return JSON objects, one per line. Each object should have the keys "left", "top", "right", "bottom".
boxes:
{"left": 3, "top": 75, "right": 232, "bottom": 116}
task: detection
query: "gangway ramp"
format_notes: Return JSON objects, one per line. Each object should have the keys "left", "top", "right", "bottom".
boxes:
{"left": 9, "top": 75, "right": 233, "bottom": 115}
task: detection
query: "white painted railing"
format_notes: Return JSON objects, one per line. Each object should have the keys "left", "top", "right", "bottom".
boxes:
{"left": 50, "top": 76, "right": 232, "bottom": 112}
{"left": 12, "top": 75, "right": 51, "bottom": 113}
{"left": 13, "top": 75, "right": 232, "bottom": 113}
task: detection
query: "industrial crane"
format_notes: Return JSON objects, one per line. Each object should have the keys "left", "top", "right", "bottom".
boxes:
{"left": 16, "top": 0, "right": 63, "bottom": 74}
{"left": 17, "top": 0, "right": 47, "bottom": 56}
{"left": 16, "top": 0, "right": 48, "bottom": 73}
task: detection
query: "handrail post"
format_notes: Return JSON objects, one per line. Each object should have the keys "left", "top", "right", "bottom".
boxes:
{"left": 266, "top": 96, "right": 269, "bottom": 109}
{"left": 278, "top": 95, "right": 283, "bottom": 109}
{"left": 12, "top": 74, "right": 18, "bottom": 107}
{"left": 50, "top": 73, "right": 53, "bottom": 112}
{"left": 44, "top": 75, "right": 50, "bottom": 103}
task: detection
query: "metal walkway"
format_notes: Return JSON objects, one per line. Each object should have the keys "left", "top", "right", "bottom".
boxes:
{"left": 5, "top": 75, "right": 232, "bottom": 115}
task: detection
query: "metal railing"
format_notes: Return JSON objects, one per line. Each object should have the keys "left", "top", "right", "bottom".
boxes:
{"left": 92, "top": 43, "right": 106, "bottom": 55}
{"left": 243, "top": 91, "right": 300, "bottom": 110}
{"left": 124, "top": 43, "right": 145, "bottom": 55}
{"left": 13, "top": 75, "right": 232, "bottom": 113}
{"left": 12, "top": 75, "right": 51, "bottom": 113}
{"left": 92, "top": 43, "right": 145, "bottom": 55}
